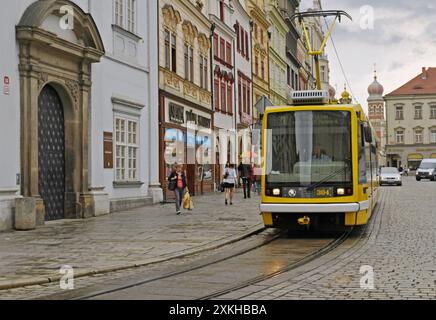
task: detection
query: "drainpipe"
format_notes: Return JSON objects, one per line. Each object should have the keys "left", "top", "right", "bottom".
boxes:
{"left": 210, "top": 23, "right": 216, "bottom": 188}
{"left": 233, "top": 25, "right": 237, "bottom": 166}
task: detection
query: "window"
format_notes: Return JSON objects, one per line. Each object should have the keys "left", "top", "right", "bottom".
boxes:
{"left": 219, "top": 0, "right": 224, "bottom": 21}
{"left": 414, "top": 106, "right": 422, "bottom": 119}
{"left": 171, "top": 33, "right": 177, "bottom": 72}
{"left": 431, "top": 129, "right": 436, "bottom": 143}
{"left": 321, "top": 66, "right": 326, "bottom": 82}
{"left": 261, "top": 60, "right": 264, "bottom": 79}
{"left": 431, "top": 105, "right": 436, "bottom": 119}
{"left": 254, "top": 23, "right": 258, "bottom": 39}
{"left": 220, "top": 38, "right": 225, "bottom": 61}
{"left": 115, "top": 117, "right": 139, "bottom": 181}
{"left": 190, "top": 47, "right": 194, "bottom": 82}
{"left": 247, "top": 86, "right": 251, "bottom": 115}
{"left": 199, "top": 56, "right": 208, "bottom": 89}
{"left": 183, "top": 45, "right": 194, "bottom": 82}
{"left": 245, "top": 31, "right": 249, "bottom": 60}
{"left": 115, "top": 0, "right": 136, "bottom": 33}
{"left": 214, "top": 79, "right": 220, "bottom": 111}
{"left": 255, "top": 56, "right": 258, "bottom": 75}
{"left": 240, "top": 27, "right": 244, "bottom": 54}
{"left": 115, "top": 0, "right": 124, "bottom": 28}
{"left": 238, "top": 79, "right": 242, "bottom": 114}
{"left": 126, "top": 0, "right": 136, "bottom": 33}
{"left": 221, "top": 80, "right": 226, "bottom": 113}
{"left": 395, "top": 106, "right": 404, "bottom": 120}
{"left": 227, "top": 83, "right": 233, "bottom": 114}
{"left": 203, "top": 58, "right": 208, "bottom": 90}
{"left": 226, "top": 42, "right": 232, "bottom": 65}
{"left": 164, "top": 30, "right": 170, "bottom": 69}
{"left": 415, "top": 129, "right": 423, "bottom": 144}
{"left": 213, "top": 34, "right": 219, "bottom": 57}
{"left": 165, "top": 30, "right": 178, "bottom": 73}
{"left": 184, "top": 45, "right": 189, "bottom": 80}
{"left": 242, "top": 83, "right": 247, "bottom": 114}
{"left": 260, "top": 29, "right": 264, "bottom": 44}
{"left": 396, "top": 129, "right": 404, "bottom": 144}
{"left": 287, "top": 66, "right": 291, "bottom": 86}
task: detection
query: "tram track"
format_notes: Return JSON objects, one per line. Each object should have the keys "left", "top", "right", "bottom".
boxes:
{"left": 223, "top": 189, "right": 387, "bottom": 300}
{"left": 61, "top": 229, "right": 351, "bottom": 300}
{"left": 35, "top": 196, "right": 390, "bottom": 301}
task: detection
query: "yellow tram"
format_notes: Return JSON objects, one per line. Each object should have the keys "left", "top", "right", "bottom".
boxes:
{"left": 260, "top": 91, "right": 380, "bottom": 231}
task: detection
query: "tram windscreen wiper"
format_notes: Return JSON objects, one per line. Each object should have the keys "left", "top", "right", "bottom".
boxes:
{"left": 306, "top": 160, "right": 350, "bottom": 191}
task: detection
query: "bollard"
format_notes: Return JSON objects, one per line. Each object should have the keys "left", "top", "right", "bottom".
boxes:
{"left": 14, "top": 197, "right": 36, "bottom": 231}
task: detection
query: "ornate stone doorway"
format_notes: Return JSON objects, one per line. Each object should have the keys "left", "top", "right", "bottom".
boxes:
{"left": 16, "top": 0, "right": 105, "bottom": 224}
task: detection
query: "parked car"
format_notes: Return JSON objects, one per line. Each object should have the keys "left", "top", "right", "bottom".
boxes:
{"left": 416, "top": 159, "right": 436, "bottom": 181}
{"left": 380, "top": 167, "right": 402, "bottom": 186}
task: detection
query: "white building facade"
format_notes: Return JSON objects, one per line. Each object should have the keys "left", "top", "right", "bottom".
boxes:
{"left": 0, "top": 0, "right": 161, "bottom": 231}
{"left": 232, "top": 0, "right": 253, "bottom": 163}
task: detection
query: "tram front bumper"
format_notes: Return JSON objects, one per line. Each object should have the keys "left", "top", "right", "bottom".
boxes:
{"left": 261, "top": 202, "right": 370, "bottom": 228}
{"left": 260, "top": 202, "right": 369, "bottom": 213}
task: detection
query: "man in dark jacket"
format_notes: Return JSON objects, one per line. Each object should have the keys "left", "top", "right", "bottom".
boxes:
{"left": 238, "top": 161, "right": 252, "bottom": 199}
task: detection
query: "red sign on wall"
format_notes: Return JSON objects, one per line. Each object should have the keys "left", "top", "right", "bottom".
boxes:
{"left": 3, "top": 76, "right": 10, "bottom": 95}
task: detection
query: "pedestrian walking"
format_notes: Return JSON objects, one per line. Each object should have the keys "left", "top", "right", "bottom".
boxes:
{"left": 223, "top": 163, "right": 237, "bottom": 205}
{"left": 168, "top": 164, "right": 188, "bottom": 215}
{"left": 238, "top": 161, "right": 252, "bottom": 199}
{"left": 252, "top": 164, "right": 261, "bottom": 196}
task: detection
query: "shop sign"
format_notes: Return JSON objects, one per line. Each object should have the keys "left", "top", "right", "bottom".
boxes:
{"left": 198, "top": 116, "right": 211, "bottom": 129}
{"left": 186, "top": 110, "right": 197, "bottom": 124}
{"left": 169, "top": 103, "right": 184, "bottom": 124}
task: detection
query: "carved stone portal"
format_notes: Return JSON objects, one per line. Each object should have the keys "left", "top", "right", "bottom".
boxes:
{"left": 16, "top": 0, "right": 105, "bottom": 222}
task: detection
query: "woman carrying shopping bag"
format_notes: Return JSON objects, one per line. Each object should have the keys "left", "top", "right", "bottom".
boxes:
{"left": 168, "top": 164, "right": 188, "bottom": 215}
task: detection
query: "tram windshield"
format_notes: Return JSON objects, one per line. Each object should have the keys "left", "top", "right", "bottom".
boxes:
{"left": 265, "top": 110, "right": 352, "bottom": 187}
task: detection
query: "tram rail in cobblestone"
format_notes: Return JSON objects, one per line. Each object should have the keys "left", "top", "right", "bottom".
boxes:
{"left": 198, "top": 230, "right": 351, "bottom": 300}
{"left": 64, "top": 228, "right": 348, "bottom": 300}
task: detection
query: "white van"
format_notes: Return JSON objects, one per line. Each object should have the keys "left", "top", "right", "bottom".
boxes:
{"left": 416, "top": 159, "right": 436, "bottom": 181}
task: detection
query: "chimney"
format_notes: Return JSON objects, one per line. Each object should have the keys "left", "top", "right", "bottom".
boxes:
{"left": 422, "top": 67, "right": 427, "bottom": 80}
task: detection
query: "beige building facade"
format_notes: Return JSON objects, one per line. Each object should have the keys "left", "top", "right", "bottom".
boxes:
{"left": 385, "top": 67, "right": 436, "bottom": 170}
{"left": 158, "top": 1, "right": 214, "bottom": 199}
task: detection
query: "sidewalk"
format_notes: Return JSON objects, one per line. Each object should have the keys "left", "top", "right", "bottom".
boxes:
{"left": 0, "top": 190, "right": 263, "bottom": 290}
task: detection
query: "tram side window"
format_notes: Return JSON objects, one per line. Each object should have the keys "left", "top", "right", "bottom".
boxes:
{"left": 370, "top": 144, "right": 378, "bottom": 181}
{"left": 358, "top": 123, "right": 367, "bottom": 184}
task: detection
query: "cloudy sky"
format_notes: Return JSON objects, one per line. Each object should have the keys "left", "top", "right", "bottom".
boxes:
{"left": 300, "top": 0, "right": 436, "bottom": 111}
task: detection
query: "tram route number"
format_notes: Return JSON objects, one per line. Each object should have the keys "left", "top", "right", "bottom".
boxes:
{"left": 169, "top": 304, "right": 267, "bottom": 318}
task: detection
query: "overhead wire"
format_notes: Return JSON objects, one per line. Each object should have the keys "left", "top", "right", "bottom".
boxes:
{"left": 317, "top": 0, "right": 358, "bottom": 103}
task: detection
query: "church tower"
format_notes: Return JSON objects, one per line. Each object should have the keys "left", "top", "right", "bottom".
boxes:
{"left": 367, "top": 67, "right": 386, "bottom": 164}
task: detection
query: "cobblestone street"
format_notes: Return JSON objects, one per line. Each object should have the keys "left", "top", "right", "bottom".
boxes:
{"left": 0, "top": 191, "right": 262, "bottom": 293}
{"left": 226, "top": 176, "right": 436, "bottom": 300}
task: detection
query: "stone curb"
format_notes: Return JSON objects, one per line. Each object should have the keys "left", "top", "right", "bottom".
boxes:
{"left": 0, "top": 223, "right": 265, "bottom": 291}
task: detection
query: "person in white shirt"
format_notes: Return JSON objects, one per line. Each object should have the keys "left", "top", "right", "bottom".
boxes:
{"left": 223, "top": 163, "right": 237, "bottom": 205}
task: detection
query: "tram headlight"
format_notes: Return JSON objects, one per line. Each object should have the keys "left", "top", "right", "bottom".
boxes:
{"left": 272, "top": 188, "right": 281, "bottom": 196}
{"left": 336, "top": 188, "right": 345, "bottom": 196}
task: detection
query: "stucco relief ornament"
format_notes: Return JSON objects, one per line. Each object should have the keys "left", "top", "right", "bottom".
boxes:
{"left": 195, "top": 0, "right": 204, "bottom": 10}
{"left": 182, "top": 20, "right": 198, "bottom": 45}
{"left": 162, "top": 4, "right": 181, "bottom": 32}
{"left": 65, "top": 80, "right": 80, "bottom": 109}
{"left": 38, "top": 73, "right": 49, "bottom": 89}
{"left": 198, "top": 33, "right": 211, "bottom": 56}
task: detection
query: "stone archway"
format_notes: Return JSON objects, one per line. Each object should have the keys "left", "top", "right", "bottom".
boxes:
{"left": 17, "top": 0, "right": 104, "bottom": 224}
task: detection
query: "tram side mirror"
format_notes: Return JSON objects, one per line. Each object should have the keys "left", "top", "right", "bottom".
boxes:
{"left": 364, "top": 125, "right": 373, "bottom": 143}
